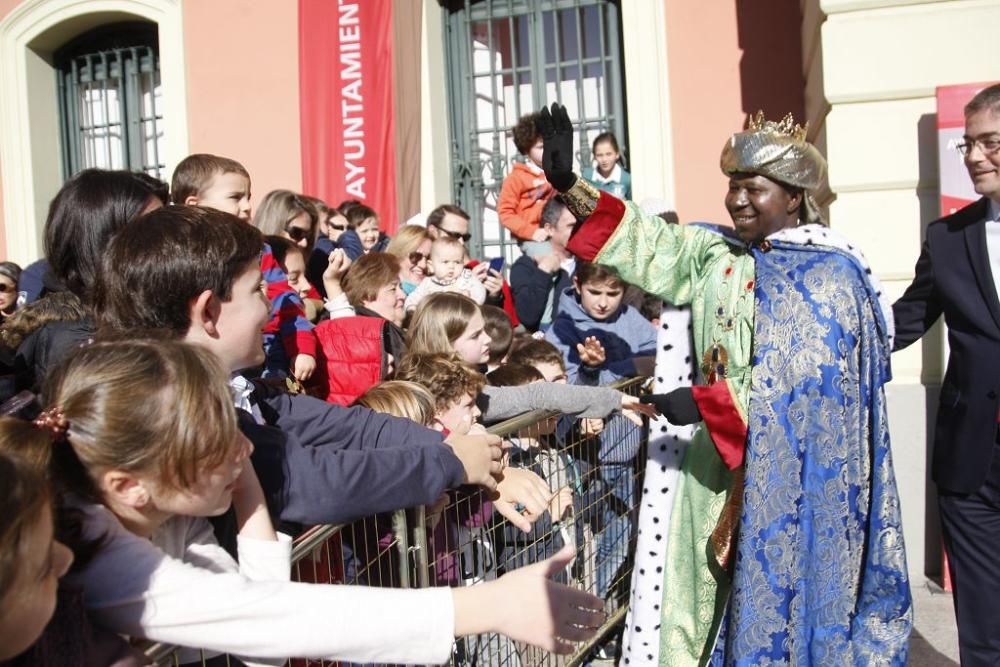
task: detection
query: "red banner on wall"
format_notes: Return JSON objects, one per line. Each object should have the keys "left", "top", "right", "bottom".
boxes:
{"left": 299, "top": 0, "right": 398, "bottom": 234}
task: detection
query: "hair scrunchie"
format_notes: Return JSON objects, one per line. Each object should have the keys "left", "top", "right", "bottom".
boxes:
{"left": 33, "top": 408, "right": 69, "bottom": 441}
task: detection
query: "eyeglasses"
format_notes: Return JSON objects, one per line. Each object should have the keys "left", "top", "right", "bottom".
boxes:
{"left": 432, "top": 223, "right": 471, "bottom": 243}
{"left": 408, "top": 251, "right": 429, "bottom": 265}
{"left": 329, "top": 223, "right": 347, "bottom": 232}
{"left": 956, "top": 137, "right": 1000, "bottom": 156}
{"left": 285, "top": 225, "right": 312, "bottom": 242}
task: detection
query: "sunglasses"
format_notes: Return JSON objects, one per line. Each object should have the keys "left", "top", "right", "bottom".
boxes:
{"left": 432, "top": 224, "right": 471, "bottom": 243}
{"left": 408, "top": 251, "right": 429, "bottom": 265}
{"left": 285, "top": 225, "right": 312, "bottom": 242}
{"left": 329, "top": 223, "right": 347, "bottom": 232}
{"left": 0, "top": 283, "right": 14, "bottom": 294}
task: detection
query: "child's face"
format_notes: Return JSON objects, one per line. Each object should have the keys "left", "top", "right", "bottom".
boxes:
{"left": 282, "top": 249, "right": 311, "bottom": 298}
{"left": 364, "top": 279, "right": 405, "bottom": 326}
{"left": 436, "top": 392, "right": 481, "bottom": 436}
{"left": 0, "top": 506, "right": 73, "bottom": 661}
{"left": 150, "top": 432, "right": 253, "bottom": 519}
{"left": 575, "top": 278, "right": 624, "bottom": 321}
{"left": 453, "top": 310, "right": 492, "bottom": 365}
{"left": 527, "top": 137, "right": 544, "bottom": 168}
{"left": 534, "top": 361, "right": 568, "bottom": 384}
{"left": 593, "top": 141, "right": 620, "bottom": 176}
{"left": 356, "top": 217, "right": 381, "bottom": 252}
{"left": 429, "top": 244, "right": 465, "bottom": 282}
{"left": 195, "top": 172, "right": 252, "bottom": 222}
{"left": 207, "top": 263, "right": 271, "bottom": 372}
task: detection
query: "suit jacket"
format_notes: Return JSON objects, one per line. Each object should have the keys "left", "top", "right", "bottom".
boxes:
{"left": 894, "top": 197, "right": 1000, "bottom": 493}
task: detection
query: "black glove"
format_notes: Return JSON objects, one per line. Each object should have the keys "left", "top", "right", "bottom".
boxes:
{"left": 641, "top": 387, "right": 702, "bottom": 426}
{"left": 536, "top": 103, "right": 577, "bottom": 192}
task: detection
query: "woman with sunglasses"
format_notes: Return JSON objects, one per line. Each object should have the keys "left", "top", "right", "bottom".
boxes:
{"left": 252, "top": 189, "right": 319, "bottom": 254}
{"left": 0, "top": 263, "right": 23, "bottom": 323}
{"left": 304, "top": 195, "right": 351, "bottom": 300}
{"left": 251, "top": 190, "right": 323, "bottom": 380}
{"left": 386, "top": 225, "right": 433, "bottom": 296}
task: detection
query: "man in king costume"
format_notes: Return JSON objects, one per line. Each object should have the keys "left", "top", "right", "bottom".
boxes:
{"left": 537, "top": 104, "right": 912, "bottom": 666}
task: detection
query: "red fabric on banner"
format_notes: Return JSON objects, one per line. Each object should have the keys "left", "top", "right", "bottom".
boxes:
{"left": 299, "top": 0, "right": 399, "bottom": 234}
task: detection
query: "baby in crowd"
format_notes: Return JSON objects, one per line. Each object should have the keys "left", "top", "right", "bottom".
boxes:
{"left": 404, "top": 236, "right": 486, "bottom": 311}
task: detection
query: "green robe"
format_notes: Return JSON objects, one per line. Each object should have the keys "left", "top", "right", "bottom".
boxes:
{"left": 594, "top": 202, "right": 754, "bottom": 666}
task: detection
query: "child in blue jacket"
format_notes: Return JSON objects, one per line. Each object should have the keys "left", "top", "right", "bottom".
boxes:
{"left": 544, "top": 261, "right": 656, "bottom": 598}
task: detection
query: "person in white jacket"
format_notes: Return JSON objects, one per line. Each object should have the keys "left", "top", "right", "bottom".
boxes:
{"left": 2, "top": 339, "right": 605, "bottom": 664}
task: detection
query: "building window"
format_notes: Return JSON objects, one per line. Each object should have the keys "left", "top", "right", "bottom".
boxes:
{"left": 55, "top": 22, "right": 164, "bottom": 179}
{"left": 443, "top": 0, "right": 627, "bottom": 259}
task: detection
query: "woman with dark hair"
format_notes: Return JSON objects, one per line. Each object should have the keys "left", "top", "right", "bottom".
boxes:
{"left": 0, "top": 169, "right": 163, "bottom": 396}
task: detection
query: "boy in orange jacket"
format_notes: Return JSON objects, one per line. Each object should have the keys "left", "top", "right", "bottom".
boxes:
{"left": 497, "top": 112, "right": 555, "bottom": 241}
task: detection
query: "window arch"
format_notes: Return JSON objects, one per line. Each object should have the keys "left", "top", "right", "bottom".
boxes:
{"left": 56, "top": 21, "right": 165, "bottom": 178}
{"left": 0, "top": 0, "right": 187, "bottom": 265}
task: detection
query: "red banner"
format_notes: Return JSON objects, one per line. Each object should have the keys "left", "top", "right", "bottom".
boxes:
{"left": 299, "top": 0, "right": 398, "bottom": 234}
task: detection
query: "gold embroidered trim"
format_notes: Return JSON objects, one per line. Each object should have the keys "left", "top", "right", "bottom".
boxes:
{"left": 558, "top": 178, "right": 600, "bottom": 219}
{"left": 710, "top": 465, "right": 744, "bottom": 570}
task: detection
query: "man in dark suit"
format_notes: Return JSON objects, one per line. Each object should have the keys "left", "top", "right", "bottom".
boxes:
{"left": 893, "top": 82, "right": 1000, "bottom": 666}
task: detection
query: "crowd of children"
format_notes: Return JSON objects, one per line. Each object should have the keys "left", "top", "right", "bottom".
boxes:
{"left": 0, "top": 114, "right": 661, "bottom": 665}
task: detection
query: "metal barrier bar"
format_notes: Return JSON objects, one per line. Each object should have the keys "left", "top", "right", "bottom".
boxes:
{"left": 145, "top": 377, "right": 648, "bottom": 666}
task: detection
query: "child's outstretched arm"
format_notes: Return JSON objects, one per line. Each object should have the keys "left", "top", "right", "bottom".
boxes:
{"left": 452, "top": 544, "right": 604, "bottom": 654}
{"left": 231, "top": 452, "right": 276, "bottom": 543}
{"left": 493, "top": 466, "right": 552, "bottom": 533}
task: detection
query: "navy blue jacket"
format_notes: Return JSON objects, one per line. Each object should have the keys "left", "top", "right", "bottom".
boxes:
{"left": 544, "top": 287, "right": 657, "bottom": 386}
{"left": 306, "top": 237, "right": 336, "bottom": 299}
{"left": 509, "top": 254, "right": 573, "bottom": 332}
{"left": 893, "top": 197, "right": 1000, "bottom": 493}
{"left": 244, "top": 383, "right": 467, "bottom": 526}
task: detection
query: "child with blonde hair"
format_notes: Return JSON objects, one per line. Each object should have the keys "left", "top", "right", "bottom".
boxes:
{"left": 1, "top": 339, "right": 604, "bottom": 663}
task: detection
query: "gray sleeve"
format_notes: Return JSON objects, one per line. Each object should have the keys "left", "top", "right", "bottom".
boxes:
{"left": 478, "top": 383, "right": 622, "bottom": 423}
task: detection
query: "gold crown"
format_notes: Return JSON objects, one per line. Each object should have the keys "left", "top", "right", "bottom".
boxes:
{"left": 747, "top": 111, "right": 809, "bottom": 143}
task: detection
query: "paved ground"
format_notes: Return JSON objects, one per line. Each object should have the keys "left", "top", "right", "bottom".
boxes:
{"left": 910, "top": 579, "right": 960, "bottom": 666}
{"left": 593, "top": 578, "right": 961, "bottom": 666}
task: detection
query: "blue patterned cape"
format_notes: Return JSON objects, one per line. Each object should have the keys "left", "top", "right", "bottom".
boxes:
{"left": 710, "top": 240, "right": 912, "bottom": 666}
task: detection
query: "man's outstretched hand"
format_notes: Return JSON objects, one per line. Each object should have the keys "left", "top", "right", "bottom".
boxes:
{"left": 537, "top": 103, "right": 577, "bottom": 192}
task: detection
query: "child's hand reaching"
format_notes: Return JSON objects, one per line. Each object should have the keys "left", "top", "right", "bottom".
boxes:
{"left": 452, "top": 544, "right": 605, "bottom": 653}
{"left": 548, "top": 486, "right": 573, "bottom": 521}
{"left": 322, "top": 248, "right": 352, "bottom": 299}
{"left": 291, "top": 353, "right": 316, "bottom": 382}
{"left": 576, "top": 336, "right": 606, "bottom": 367}
{"left": 494, "top": 467, "right": 551, "bottom": 533}
{"left": 619, "top": 393, "right": 658, "bottom": 426}
{"left": 444, "top": 431, "right": 506, "bottom": 492}
{"left": 580, "top": 417, "right": 605, "bottom": 437}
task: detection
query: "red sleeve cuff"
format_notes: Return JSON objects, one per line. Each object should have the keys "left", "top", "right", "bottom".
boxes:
{"left": 565, "top": 192, "right": 627, "bottom": 262}
{"left": 691, "top": 383, "right": 747, "bottom": 470}
{"left": 293, "top": 330, "right": 318, "bottom": 357}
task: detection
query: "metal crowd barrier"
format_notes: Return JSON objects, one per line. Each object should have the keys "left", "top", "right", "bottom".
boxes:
{"left": 146, "top": 376, "right": 648, "bottom": 667}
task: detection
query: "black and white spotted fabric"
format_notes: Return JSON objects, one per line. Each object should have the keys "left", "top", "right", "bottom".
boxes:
{"left": 620, "top": 305, "right": 696, "bottom": 666}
